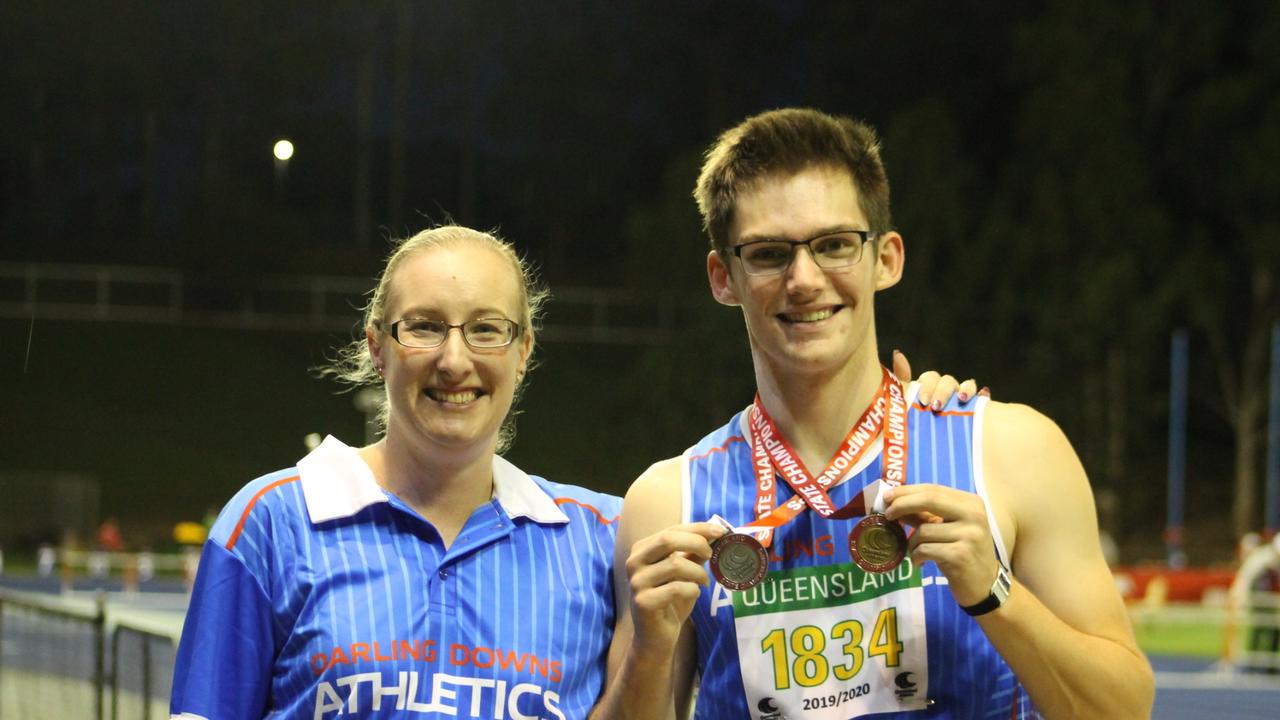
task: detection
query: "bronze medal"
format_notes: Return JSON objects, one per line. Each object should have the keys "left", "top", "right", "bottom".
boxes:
{"left": 849, "top": 514, "right": 907, "bottom": 573}
{"left": 709, "top": 532, "right": 769, "bottom": 590}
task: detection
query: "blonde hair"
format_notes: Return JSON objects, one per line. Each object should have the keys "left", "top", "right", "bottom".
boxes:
{"left": 318, "top": 225, "right": 550, "bottom": 453}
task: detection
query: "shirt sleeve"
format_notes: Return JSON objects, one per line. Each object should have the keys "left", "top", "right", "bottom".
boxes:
{"left": 170, "top": 539, "right": 276, "bottom": 720}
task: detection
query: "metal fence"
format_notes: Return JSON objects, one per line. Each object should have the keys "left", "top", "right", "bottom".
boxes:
{"left": 110, "top": 617, "right": 178, "bottom": 720}
{"left": 0, "top": 589, "right": 178, "bottom": 720}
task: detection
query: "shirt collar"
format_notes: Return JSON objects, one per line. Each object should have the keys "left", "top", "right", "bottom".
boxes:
{"left": 491, "top": 454, "right": 569, "bottom": 524}
{"left": 298, "top": 435, "right": 568, "bottom": 525}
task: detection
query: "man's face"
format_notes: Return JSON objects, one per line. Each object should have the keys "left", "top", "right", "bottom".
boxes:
{"left": 707, "top": 166, "right": 902, "bottom": 381}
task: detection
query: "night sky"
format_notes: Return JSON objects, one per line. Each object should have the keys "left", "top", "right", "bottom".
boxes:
{"left": 2, "top": 1, "right": 1277, "bottom": 562}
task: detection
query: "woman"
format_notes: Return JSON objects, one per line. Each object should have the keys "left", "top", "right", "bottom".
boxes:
{"left": 170, "top": 224, "right": 973, "bottom": 719}
{"left": 171, "top": 226, "right": 621, "bottom": 720}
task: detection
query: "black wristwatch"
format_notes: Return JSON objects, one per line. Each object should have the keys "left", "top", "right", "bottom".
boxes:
{"left": 960, "top": 564, "right": 1012, "bottom": 617}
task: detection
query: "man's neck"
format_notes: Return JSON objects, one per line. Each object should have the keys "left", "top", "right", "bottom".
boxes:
{"left": 753, "top": 349, "right": 886, "bottom": 474}
{"left": 361, "top": 429, "right": 496, "bottom": 546}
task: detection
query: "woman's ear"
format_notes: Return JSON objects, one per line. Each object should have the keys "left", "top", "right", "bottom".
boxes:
{"left": 366, "top": 327, "right": 385, "bottom": 377}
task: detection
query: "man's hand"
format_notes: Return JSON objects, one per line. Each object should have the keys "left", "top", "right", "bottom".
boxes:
{"left": 625, "top": 522, "right": 726, "bottom": 654}
{"left": 881, "top": 483, "right": 1000, "bottom": 607}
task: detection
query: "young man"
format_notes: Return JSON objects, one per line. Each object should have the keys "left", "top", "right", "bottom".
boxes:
{"left": 593, "top": 109, "right": 1153, "bottom": 719}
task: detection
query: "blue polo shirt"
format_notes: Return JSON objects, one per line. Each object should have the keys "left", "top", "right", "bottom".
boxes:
{"left": 171, "top": 436, "right": 620, "bottom": 720}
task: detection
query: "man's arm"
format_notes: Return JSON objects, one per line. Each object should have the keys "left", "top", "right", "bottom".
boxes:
{"left": 590, "top": 458, "right": 723, "bottom": 720}
{"left": 885, "top": 401, "right": 1153, "bottom": 719}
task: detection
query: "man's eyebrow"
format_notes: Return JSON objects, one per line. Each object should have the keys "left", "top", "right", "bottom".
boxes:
{"left": 737, "top": 226, "right": 861, "bottom": 244}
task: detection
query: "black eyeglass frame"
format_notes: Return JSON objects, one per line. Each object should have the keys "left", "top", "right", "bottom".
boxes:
{"left": 383, "top": 317, "right": 523, "bottom": 350}
{"left": 729, "top": 229, "right": 876, "bottom": 276}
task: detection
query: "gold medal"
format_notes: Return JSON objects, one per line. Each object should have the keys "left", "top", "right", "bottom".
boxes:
{"left": 848, "top": 513, "right": 907, "bottom": 573}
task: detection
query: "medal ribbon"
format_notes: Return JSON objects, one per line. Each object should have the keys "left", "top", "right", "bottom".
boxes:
{"left": 738, "top": 367, "right": 909, "bottom": 546}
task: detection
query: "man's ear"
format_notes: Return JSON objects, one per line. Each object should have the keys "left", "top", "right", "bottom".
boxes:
{"left": 707, "top": 250, "right": 741, "bottom": 306}
{"left": 874, "top": 232, "right": 904, "bottom": 291}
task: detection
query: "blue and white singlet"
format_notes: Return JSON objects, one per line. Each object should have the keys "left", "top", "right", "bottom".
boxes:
{"left": 683, "top": 389, "right": 1042, "bottom": 719}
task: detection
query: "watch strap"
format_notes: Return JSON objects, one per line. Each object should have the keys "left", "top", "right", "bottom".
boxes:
{"left": 960, "top": 564, "right": 1011, "bottom": 617}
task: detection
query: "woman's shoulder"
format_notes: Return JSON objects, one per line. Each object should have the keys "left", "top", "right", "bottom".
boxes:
{"left": 529, "top": 475, "right": 622, "bottom": 527}
{"left": 207, "top": 466, "right": 308, "bottom": 550}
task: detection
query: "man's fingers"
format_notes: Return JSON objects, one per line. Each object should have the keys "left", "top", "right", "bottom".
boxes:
{"left": 627, "top": 523, "right": 725, "bottom": 566}
{"left": 633, "top": 581, "right": 705, "bottom": 613}
{"left": 882, "top": 484, "right": 983, "bottom": 524}
{"left": 629, "top": 552, "right": 713, "bottom": 591}
{"left": 625, "top": 522, "right": 729, "bottom": 590}
{"left": 906, "top": 516, "right": 987, "bottom": 550}
{"left": 905, "top": 518, "right": 1000, "bottom": 604}
{"left": 895, "top": 510, "right": 944, "bottom": 529}
{"left": 682, "top": 521, "right": 729, "bottom": 542}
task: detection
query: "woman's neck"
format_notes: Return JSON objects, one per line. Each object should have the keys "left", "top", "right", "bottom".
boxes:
{"left": 360, "top": 430, "right": 496, "bottom": 546}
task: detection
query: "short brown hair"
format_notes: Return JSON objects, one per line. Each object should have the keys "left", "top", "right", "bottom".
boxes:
{"left": 694, "top": 108, "right": 892, "bottom": 252}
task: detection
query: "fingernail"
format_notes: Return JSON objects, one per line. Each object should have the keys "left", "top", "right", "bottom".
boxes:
{"left": 917, "top": 392, "right": 929, "bottom": 406}
{"left": 892, "top": 348, "right": 902, "bottom": 358}
{"left": 931, "top": 400, "right": 943, "bottom": 412}
{"left": 958, "top": 391, "right": 970, "bottom": 403}
{"left": 978, "top": 386, "right": 991, "bottom": 397}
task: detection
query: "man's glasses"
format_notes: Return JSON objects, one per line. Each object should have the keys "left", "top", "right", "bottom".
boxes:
{"left": 729, "top": 230, "right": 875, "bottom": 276}
{"left": 385, "top": 317, "right": 521, "bottom": 349}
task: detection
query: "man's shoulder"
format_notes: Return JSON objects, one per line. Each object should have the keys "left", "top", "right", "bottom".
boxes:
{"left": 615, "top": 456, "right": 686, "bottom": 534}
{"left": 630, "top": 456, "right": 684, "bottom": 497}
{"left": 980, "top": 399, "right": 1086, "bottom": 518}
{"left": 981, "top": 400, "right": 1067, "bottom": 451}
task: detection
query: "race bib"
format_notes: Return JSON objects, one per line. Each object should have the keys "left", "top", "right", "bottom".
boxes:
{"left": 726, "top": 558, "right": 929, "bottom": 718}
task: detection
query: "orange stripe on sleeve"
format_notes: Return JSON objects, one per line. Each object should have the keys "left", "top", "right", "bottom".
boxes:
{"left": 688, "top": 434, "right": 746, "bottom": 461}
{"left": 225, "top": 475, "right": 300, "bottom": 551}
{"left": 911, "top": 402, "right": 975, "bottom": 417}
{"left": 554, "top": 497, "right": 619, "bottom": 524}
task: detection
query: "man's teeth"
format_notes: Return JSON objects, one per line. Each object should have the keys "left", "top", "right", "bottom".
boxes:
{"left": 784, "top": 308, "right": 834, "bottom": 322}
{"left": 429, "top": 390, "right": 479, "bottom": 404}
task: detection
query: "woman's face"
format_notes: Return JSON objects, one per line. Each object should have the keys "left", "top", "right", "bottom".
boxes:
{"left": 371, "top": 242, "right": 532, "bottom": 454}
